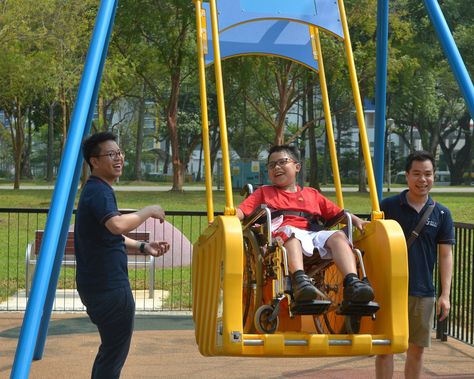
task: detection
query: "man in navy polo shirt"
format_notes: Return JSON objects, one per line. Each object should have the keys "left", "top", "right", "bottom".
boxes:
{"left": 75, "top": 132, "right": 170, "bottom": 378}
{"left": 375, "top": 151, "right": 454, "bottom": 379}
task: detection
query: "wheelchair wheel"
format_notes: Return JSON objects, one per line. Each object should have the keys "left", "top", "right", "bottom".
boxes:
{"left": 313, "top": 265, "right": 345, "bottom": 334}
{"left": 242, "top": 229, "right": 263, "bottom": 333}
{"left": 344, "top": 315, "right": 361, "bottom": 334}
{"left": 255, "top": 304, "right": 279, "bottom": 334}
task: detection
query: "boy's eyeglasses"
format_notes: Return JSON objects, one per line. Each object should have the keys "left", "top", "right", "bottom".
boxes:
{"left": 94, "top": 150, "right": 125, "bottom": 161}
{"left": 267, "top": 158, "right": 296, "bottom": 170}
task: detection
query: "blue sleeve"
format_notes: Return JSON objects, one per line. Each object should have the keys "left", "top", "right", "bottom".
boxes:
{"left": 89, "top": 187, "right": 121, "bottom": 225}
{"left": 437, "top": 206, "right": 455, "bottom": 245}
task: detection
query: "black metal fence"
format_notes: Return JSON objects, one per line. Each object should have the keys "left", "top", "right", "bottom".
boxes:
{"left": 435, "top": 222, "right": 474, "bottom": 346}
{"left": 0, "top": 208, "right": 472, "bottom": 346}
{"left": 0, "top": 208, "right": 208, "bottom": 313}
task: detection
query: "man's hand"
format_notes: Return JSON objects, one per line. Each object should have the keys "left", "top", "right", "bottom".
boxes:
{"left": 145, "top": 241, "right": 170, "bottom": 257}
{"left": 437, "top": 293, "right": 450, "bottom": 321}
{"left": 145, "top": 205, "right": 166, "bottom": 223}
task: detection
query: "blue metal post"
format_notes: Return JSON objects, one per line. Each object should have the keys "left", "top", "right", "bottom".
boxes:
{"left": 424, "top": 0, "right": 474, "bottom": 118}
{"left": 374, "top": 0, "right": 390, "bottom": 201}
{"left": 33, "top": 2, "right": 118, "bottom": 361}
{"left": 11, "top": 1, "right": 118, "bottom": 377}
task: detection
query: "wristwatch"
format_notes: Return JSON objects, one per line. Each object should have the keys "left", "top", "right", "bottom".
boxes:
{"left": 139, "top": 242, "right": 146, "bottom": 253}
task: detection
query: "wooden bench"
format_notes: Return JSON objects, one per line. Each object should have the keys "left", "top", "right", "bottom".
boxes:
{"left": 25, "top": 230, "right": 157, "bottom": 299}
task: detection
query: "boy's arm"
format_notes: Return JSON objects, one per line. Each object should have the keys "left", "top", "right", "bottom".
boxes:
{"left": 236, "top": 187, "right": 263, "bottom": 221}
{"left": 351, "top": 213, "right": 369, "bottom": 232}
{"left": 236, "top": 208, "right": 245, "bottom": 221}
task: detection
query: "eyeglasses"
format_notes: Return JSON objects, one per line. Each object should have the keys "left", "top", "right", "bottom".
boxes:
{"left": 94, "top": 150, "right": 125, "bottom": 161}
{"left": 267, "top": 157, "right": 296, "bottom": 170}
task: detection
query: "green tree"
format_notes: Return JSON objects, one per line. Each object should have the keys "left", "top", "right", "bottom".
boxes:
{"left": 113, "top": 0, "right": 196, "bottom": 191}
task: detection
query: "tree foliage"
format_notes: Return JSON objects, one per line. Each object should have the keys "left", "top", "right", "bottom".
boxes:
{"left": 0, "top": 0, "right": 472, "bottom": 189}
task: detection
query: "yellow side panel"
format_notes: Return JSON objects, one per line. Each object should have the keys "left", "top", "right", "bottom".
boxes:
{"left": 192, "top": 218, "right": 408, "bottom": 356}
{"left": 354, "top": 219, "right": 409, "bottom": 354}
{"left": 192, "top": 216, "right": 244, "bottom": 356}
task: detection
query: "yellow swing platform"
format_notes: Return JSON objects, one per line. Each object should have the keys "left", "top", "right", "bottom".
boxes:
{"left": 192, "top": 0, "right": 408, "bottom": 357}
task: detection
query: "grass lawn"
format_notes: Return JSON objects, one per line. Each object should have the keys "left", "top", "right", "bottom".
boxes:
{"left": 0, "top": 186, "right": 472, "bottom": 222}
{"left": 1, "top": 186, "right": 472, "bottom": 307}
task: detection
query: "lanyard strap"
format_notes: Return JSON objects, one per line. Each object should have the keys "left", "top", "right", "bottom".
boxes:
{"left": 406, "top": 202, "right": 435, "bottom": 249}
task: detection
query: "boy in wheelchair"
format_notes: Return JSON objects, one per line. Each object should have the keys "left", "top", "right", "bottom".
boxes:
{"left": 236, "top": 145, "right": 374, "bottom": 305}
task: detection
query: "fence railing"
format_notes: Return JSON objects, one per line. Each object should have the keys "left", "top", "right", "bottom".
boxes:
{"left": 0, "top": 208, "right": 209, "bottom": 313}
{"left": 435, "top": 222, "right": 474, "bottom": 346}
{"left": 0, "top": 208, "right": 472, "bottom": 346}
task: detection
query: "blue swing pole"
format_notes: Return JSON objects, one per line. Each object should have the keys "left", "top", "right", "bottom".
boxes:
{"left": 11, "top": 1, "right": 118, "bottom": 377}
{"left": 423, "top": 0, "right": 474, "bottom": 119}
{"left": 33, "top": 1, "right": 118, "bottom": 361}
{"left": 374, "top": 0, "right": 389, "bottom": 201}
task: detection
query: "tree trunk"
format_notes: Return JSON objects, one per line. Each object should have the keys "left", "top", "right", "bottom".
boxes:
{"left": 8, "top": 101, "right": 24, "bottom": 189}
{"left": 358, "top": 135, "right": 367, "bottom": 192}
{"left": 21, "top": 111, "right": 33, "bottom": 179}
{"left": 60, "top": 87, "right": 68, "bottom": 154}
{"left": 298, "top": 87, "right": 306, "bottom": 188}
{"left": 168, "top": 73, "right": 184, "bottom": 191}
{"left": 307, "top": 82, "right": 320, "bottom": 190}
{"left": 47, "top": 102, "right": 55, "bottom": 182}
{"left": 322, "top": 133, "right": 328, "bottom": 185}
{"left": 273, "top": 61, "right": 296, "bottom": 145}
{"left": 163, "top": 138, "right": 170, "bottom": 174}
{"left": 196, "top": 143, "right": 203, "bottom": 182}
{"left": 274, "top": 115, "right": 286, "bottom": 146}
{"left": 134, "top": 83, "right": 146, "bottom": 181}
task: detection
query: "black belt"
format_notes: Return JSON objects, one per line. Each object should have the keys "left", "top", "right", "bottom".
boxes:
{"left": 271, "top": 210, "right": 314, "bottom": 219}
{"left": 271, "top": 210, "right": 327, "bottom": 232}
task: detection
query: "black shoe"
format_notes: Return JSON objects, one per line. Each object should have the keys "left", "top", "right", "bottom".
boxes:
{"left": 291, "top": 270, "right": 318, "bottom": 302}
{"left": 343, "top": 277, "right": 375, "bottom": 303}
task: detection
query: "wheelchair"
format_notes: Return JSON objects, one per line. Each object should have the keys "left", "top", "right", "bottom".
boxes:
{"left": 240, "top": 185, "right": 380, "bottom": 335}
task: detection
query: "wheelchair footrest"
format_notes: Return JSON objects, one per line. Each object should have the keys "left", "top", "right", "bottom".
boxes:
{"left": 290, "top": 300, "right": 331, "bottom": 315}
{"left": 337, "top": 300, "right": 380, "bottom": 316}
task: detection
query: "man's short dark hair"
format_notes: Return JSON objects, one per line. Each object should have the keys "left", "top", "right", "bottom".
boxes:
{"left": 268, "top": 144, "right": 300, "bottom": 163}
{"left": 82, "top": 131, "right": 117, "bottom": 170}
{"left": 405, "top": 150, "right": 436, "bottom": 173}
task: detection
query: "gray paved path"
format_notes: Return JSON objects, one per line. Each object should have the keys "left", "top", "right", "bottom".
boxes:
{"left": 1, "top": 313, "right": 473, "bottom": 378}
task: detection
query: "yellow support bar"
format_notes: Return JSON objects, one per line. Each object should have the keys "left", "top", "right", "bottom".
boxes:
{"left": 337, "top": 0, "right": 381, "bottom": 216}
{"left": 311, "top": 27, "right": 344, "bottom": 208}
{"left": 194, "top": 0, "right": 215, "bottom": 223}
{"left": 209, "top": 0, "right": 235, "bottom": 215}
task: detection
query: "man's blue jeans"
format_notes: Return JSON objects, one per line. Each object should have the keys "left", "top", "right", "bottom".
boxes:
{"left": 79, "top": 286, "right": 135, "bottom": 378}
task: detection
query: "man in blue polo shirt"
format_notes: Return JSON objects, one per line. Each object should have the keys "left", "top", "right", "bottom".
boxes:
{"left": 75, "top": 132, "right": 170, "bottom": 378}
{"left": 375, "top": 151, "right": 454, "bottom": 379}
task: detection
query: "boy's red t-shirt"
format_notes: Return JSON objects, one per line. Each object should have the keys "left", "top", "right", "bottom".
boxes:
{"left": 238, "top": 185, "right": 343, "bottom": 230}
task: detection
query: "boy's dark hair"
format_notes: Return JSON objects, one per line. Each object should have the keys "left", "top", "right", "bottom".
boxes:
{"left": 82, "top": 131, "right": 117, "bottom": 170}
{"left": 268, "top": 144, "right": 300, "bottom": 163}
{"left": 405, "top": 150, "right": 436, "bottom": 173}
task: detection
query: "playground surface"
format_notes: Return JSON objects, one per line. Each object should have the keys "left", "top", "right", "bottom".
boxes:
{"left": 1, "top": 313, "right": 473, "bottom": 379}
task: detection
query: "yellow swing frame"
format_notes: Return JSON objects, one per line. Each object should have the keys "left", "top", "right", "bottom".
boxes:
{"left": 192, "top": 0, "right": 408, "bottom": 357}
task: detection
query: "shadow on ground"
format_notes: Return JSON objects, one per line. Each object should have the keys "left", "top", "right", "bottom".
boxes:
{"left": 0, "top": 314, "right": 194, "bottom": 339}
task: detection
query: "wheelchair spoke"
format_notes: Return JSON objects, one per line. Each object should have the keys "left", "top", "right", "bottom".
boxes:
{"left": 312, "top": 265, "right": 346, "bottom": 334}
{"left": 242, "top": 229, "right": 264, "bottom": 333}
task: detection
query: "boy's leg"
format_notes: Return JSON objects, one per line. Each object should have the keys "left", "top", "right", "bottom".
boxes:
{"left": 284, "top": 236, "right": 304, "bottom": 273}
{"left": 325, "top": 231, "right": 374, "bottom": 303}
{"left": 284, "top": 237, "right": 318, "bottom": 302}
{"left": 325, "top": 231, "right": 356, "bottom": 276}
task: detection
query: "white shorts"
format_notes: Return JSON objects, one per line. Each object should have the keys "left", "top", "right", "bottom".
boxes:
{"left": 273, "top": 225, "right": 340, "bottom": 259}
